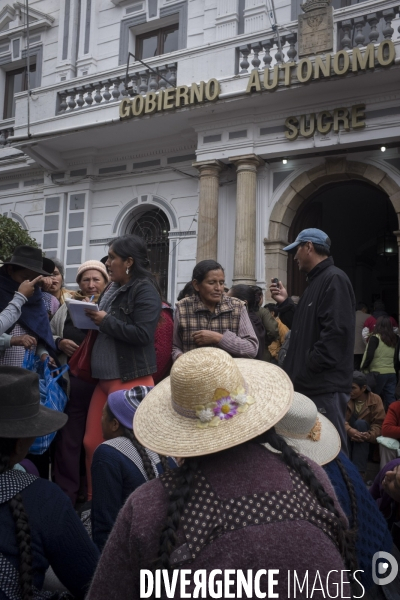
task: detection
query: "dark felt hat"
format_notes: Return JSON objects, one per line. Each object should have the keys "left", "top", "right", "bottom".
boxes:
{"left": 3, "top": 245, "right": 55, "bottom": 276}
{"left": 0, "top": 366, "right": 67, "bottom": 438}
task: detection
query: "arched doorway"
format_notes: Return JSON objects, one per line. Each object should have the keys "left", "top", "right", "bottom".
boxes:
{"left": 265, "top": 159, "right": 400, "bottom": 316}
{"left": 129, "top": 207, "right": 170, "bottom": 299}
{"left": 287, "top": 181, "right": 398, "bottom": 315}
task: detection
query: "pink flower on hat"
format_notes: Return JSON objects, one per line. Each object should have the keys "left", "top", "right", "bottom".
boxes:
{"left": 213, "top": 397, "right": 238, "bottom": 420}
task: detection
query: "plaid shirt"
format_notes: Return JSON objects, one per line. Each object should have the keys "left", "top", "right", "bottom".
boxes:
{"left": 172, "top": 294, "right": 258, "bottom": 361}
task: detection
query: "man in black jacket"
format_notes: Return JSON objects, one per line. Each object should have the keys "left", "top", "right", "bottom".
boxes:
{"left": 270, "top": 228, "right": 355, "bottom": 453}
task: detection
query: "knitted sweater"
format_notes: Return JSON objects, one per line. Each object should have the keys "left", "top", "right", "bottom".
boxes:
{"left": 323, "top": 451, "right": 393, "bottom": 591}
{"left": 88, "top": 444, "right": 348, "bottom": 600}
{"left": 0, "top": 477, "right": 99, "bottom": 600}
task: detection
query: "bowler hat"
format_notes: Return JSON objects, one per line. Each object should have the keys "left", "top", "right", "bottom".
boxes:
{"left": 3, "top": 245, "right": 55, "bottom": 276}
{"left": 0, "top": 366, "right": 67, "bottom": 438}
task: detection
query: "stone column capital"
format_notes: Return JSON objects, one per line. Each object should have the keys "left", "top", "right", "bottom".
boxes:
{"left": 192, "top": 160, "right": 225, "bottom": 176}
{"left": 229, "top": 154, "right": 264, "bottom": 172}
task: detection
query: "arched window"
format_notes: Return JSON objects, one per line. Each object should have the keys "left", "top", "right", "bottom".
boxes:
{"left": 130, "top": 208, "right": 170, "bottom": 299}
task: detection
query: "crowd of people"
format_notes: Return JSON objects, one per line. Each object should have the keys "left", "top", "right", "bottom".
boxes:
{"left": 1, "top": 229, "right": 400, "bottom": 599}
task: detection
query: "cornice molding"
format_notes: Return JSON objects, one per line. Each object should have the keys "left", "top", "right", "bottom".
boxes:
{"left": 66, "top": 143, "right": 197, "bottom": 167}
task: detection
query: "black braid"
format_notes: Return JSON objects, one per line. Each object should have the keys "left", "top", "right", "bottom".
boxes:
{"left": 335, "top": 457, "right": 358, "bottom": 536}
{"left": 0, "top": 438, "right": 34, "bottom": 600}
{"left": 9, "top": 494, "right": 33, "bottom": 600}
{"left": 159, "top": 455, "right": 170, "bottom": 472}
{"left": 154, "top": 458, "right": 199, "bottom": 575}
{"left": 256, "top": 429, "right": 360, "bottom": 595}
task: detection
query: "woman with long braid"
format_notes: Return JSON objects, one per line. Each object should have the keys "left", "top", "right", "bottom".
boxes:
{"left": 88, "top": 348, "right": 356, "bottom": 600}
{"left": 0, "top": 366, "right": 99, "bottom": 600}
{"left": 91, "top": 386, "right": 176, "bottom": 551}
{"left": 274, "top": 390, "right": 393, "bottom": 595}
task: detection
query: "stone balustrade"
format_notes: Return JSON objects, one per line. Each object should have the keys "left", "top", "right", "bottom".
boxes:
{"left": 237, "top": 1, "right": 400, "bottom": 73}
{"left": 57, "top": 63, "right": 178, "bottom": 114}
{"left": 238, "top": 34, "right": 298, "bottom": 73}
{"left": 337, "top": 4, "right": 400, "bottom": 50}
{"left": 0, "top": 127, "right": 14, "bottom": 148}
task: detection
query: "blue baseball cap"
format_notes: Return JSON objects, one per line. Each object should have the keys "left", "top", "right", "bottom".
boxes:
{"left": 283, "top": 228, "right": 331, "bottom": 253}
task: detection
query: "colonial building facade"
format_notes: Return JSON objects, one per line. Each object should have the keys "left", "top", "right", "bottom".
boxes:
{"left": 1, "top": 0, "right": 400, "bottom": 309}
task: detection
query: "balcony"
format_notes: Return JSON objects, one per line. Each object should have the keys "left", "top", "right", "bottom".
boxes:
{"left": 236, "top": 0, "right": 400, "bottom": 72}
{"left": 57, "top": 64, "right": 177, "bottom": 115}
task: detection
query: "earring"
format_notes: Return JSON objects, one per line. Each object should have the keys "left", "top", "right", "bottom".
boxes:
{"left": 126, "top": 267, "right": 130, "bottom": 275}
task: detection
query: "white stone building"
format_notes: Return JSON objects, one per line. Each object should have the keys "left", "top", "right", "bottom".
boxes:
{"left": 0, "top": 0, "right": 400, "bottom": 311}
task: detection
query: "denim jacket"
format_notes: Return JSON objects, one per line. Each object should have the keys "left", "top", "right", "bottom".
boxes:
{"left": 99, "top": 276, "right": 161, "bottom": 381}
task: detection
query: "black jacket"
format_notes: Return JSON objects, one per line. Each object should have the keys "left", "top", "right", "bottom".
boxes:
{"left": 280, "top": 257, "right": 355, "bottom": 396}
{"left": 99, "top": 276, "right": 161, "bottom": 381}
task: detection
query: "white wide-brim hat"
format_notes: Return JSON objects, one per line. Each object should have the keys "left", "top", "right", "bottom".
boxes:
{"left": 134, "top": 347, "right": 294, "bottom": 457}
{"left": 274, "top": 390, "right": 341, "bottom": 465}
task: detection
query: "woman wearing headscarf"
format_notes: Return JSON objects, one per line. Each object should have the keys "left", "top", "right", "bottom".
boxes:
{"left": 172, "top": 260, "right": 258, "bottom": 361}
{"left": 88, "top": 348, "right": 355, "bottom": 600}
{"left": 0, "top": 366, "right": 99, "bottom": 599}
{"left": 51, "top": 260, "right": 109, "bottom": 505}
{"left": 83, "top": 234, "right": 161, "bottom": 500}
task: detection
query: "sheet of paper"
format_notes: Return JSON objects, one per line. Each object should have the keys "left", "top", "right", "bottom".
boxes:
{"left": 65, "top": 299, "right": 100, "bottom": 330}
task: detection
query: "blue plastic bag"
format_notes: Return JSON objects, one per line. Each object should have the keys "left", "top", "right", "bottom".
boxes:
{"left": 22, "top": 350, "right": 69, "bottom": 455}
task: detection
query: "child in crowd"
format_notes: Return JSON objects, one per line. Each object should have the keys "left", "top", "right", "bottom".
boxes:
{"left": 91, "top": 386, "right": 176, "bottom": 550}
{"left": 265, "top": 302, "right": 289, "bottom": 364}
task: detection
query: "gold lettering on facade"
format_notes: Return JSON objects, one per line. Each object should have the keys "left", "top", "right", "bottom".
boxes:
{"left": 284, "top": 117, "right": 299, "bottom": 140}
{"left": 300, "top": 114, "right": 316, "bottom": 137}
{"left": 352, "top": 44, "right": 375, "bottom": 71}
{"left": 190, "top": 81, "right": 205, "bottom": 103}
{"left": 297, "top": 58, "right": 313, "bottom": 83}
{"left": 144, "top": 92, "right": 157, "bottom": 114}
{"left": 333, "top": 50, "right": 350, "bottom": 76}
{"left": 119, "top": 98, "right": 132, "bottom": 119}
{"left": 264, "top": 66, "right": 279, "bottom": 90}
{"left": 204, "top": 79, "right": 220, "bottom": 101}
{"left": 246, "top": 70, "right": 262, "bottom": 93}
{"left": 119, "top": 42, "right": 392, "bottom": 120}
{"left": 281, "top": 62, "right": 296, "bottom": 86}
{"left": 285, "top": 104, "right": 366, "bottom": 139}
{"left": 314, "top": 54, "right": 331, "bottom": 79}
{"left": 351, "top": 104, "right": 366, "bottom": 129}
{"left": 333, "top": 107, "right": 350, "bottom": 132}
{"left": 377, "top": 40, "right": 396, "bottom": 66}
{"left": 163, "top": 88, "right": 176, "bottom": 110}
{"left": 175, "top": 85, "right": 190, "bottom": 107}
{"left": 316, "top": 110, "right": 332, "bottom": 134}
{"left": 132, "top": 95, "right": 145, "bottom": 117}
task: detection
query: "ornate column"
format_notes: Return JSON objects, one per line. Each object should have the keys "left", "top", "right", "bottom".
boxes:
{"left": 230, "top": 154, "right": 264, "bottom": 285}
{"left": 263, "top": 239, "right": 289, "bottom": 300}
{"left": 193, "top": 160, "right": 224, "bottom": 263}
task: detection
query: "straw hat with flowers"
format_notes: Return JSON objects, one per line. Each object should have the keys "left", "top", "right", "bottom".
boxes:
{"left": 134, "top": 347, "right": 294, "bottom": 457}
